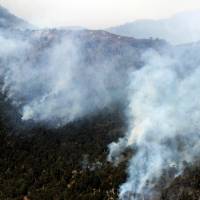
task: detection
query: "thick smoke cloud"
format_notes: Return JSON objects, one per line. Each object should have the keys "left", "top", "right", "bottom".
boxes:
{"left": 108, "top": 46, "right": 200, "bottom": 199}
{"left": 0, "top": 31, "right": 124, "bottom": 126}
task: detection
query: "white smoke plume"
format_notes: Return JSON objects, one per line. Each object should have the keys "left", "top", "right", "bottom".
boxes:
{"left": 108, "top": 45, "right": 200, "bottom": 199}
{"left": 0, "top": 30, "right": 125, "bottom": 126}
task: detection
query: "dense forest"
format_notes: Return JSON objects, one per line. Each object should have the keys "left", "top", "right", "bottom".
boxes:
{"left": 1, "top": 95, "right": 200, "bottom": 200}
{"left": 0, "top": 95, "right": 128, "bottom": 200}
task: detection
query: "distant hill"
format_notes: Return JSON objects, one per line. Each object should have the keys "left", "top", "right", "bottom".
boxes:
{"left": 0, "top": 5, "right": 32, "bottom": 29}
{"left": 107, "top": 11, "right": 200, "bottom": 45}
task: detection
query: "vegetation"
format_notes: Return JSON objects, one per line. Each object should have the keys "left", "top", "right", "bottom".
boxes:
{"left": 1, "top": 95, "right": 200, "bottom": 200}
{"left": 0, "top": 97, "right": 127, "bottom": 200}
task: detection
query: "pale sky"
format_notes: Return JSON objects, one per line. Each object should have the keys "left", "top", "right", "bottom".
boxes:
{"left": 1, "top": 0, "right": 200, "bottom": 29}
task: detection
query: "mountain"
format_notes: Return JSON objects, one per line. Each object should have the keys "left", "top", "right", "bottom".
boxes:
{"left": 0, "top": 28, "right": 168, "bottom": 127}
{"left": 0, "top": 25, "right": 168, "bottom": 199}
{"left": 0, "top": 5, "right": 32, "bottom": 29}
{"left": 107, "top": 11, "right": 200, "bottom": 45}
{"left": 2, "top": 5, "right": 200, "bottom": 200}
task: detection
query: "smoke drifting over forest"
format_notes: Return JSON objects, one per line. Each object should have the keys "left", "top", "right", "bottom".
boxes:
{"left": 1, "top": 6, "right": 200, "bottom": 200}
{"left": 109, "top": 45, "right": 200, "bottom": 199}
{"left": 0, "top": 30, "right": 129, "bottom": 126}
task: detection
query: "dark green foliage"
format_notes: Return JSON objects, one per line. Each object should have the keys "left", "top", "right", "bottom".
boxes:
{"left": 1, "top": 94, "right": 200, "bottom": 200}
{"left": 0, "top": 99, "right": 127, "bottom": 200}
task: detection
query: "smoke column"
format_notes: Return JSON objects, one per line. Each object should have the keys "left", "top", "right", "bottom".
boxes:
{"left": 108, "top": 46, "right": 200, "bottom": 199}
{"left": 0, "top": 30, "right": 125, "bottom": 126}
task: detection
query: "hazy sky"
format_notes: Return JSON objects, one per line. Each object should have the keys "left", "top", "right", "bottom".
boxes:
{"left": 1, "top": 0, "right": 200, "bottom": 28}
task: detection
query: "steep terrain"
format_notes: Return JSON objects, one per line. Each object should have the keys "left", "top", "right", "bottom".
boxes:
{"left": 1, "top": 5, "right": 200, "bottom": 200}
{"left": 0, "top": 31, "right": 167, "bottom": 200}
{"left": 0, "top": 5, "right": 167, "bottom": 199}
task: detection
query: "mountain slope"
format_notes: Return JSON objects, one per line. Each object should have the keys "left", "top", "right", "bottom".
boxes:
{"left": 107, "top": 11, "right": 200, "bottom": 44}
{"left": 0, "top": 5, "right": 32, "bottom": 29}
{"left": 2, "top": 6, "right": 200, "bottom": 200}
{"left": 0, "top": 28, "right": 168, "bottom": 127}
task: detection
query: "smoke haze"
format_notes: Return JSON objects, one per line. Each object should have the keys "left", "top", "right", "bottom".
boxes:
{"left": 0, "top": 30, "right": 127, "bottom": 126}
{"left": 108, "top": 45, "right": 200, "bottom": 199}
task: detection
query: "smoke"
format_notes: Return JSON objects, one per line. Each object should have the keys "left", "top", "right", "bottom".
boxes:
{"left": 2, "top": 25, "right": 200, "bottom": 200}
{"left": 0, "top": 30, "right": 126, "bottom": 126}
{"left": 108, "top": 45, "right": 200, "bottom": 199}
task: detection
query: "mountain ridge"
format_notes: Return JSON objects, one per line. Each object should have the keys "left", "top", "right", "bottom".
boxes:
{"left": 0, "top": 5, "right": 32, "bottom": 29}
{"left": 107, "top": 10, "right": 200, "bottom": 44}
